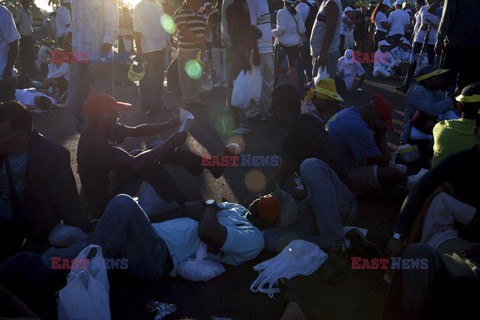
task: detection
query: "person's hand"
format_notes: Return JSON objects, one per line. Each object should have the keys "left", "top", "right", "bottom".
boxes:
{"left": 316, "top": 53, "right": 327, "bottom": 68}
{"left": 464, "top": 245, "right": 480, "bottom": 264}
{"left": 166, "top": 132, "right": 187, "bottom": 148}
{"left": 165, "top": 115, "right": 180, "bottom": 129}
{"left": 434, "top": 40, "right": 445, "bottom": 55}
{"left": 386, "top": 237, "right": 403, "bottom": 258}
{"left": 241, "top": 57, "right": 251, "bottom": 72}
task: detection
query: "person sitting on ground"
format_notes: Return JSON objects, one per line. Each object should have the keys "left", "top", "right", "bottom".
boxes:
{"left": 384, "top": 112, "right": 480, "bottom": 320}
{"left": 431, "top": 82, "right": 480, "bottom": 168}
{"left": 267, "top": 84, "right": 372, "bottom": 283}
{"left": 301, "top": 78, "right": 345, "bottom": 122}
{"left": 15, "top": 88, "right": 57, "bottom": 110}
{"left": 390, "top": 38, "right": 411, "bottom": 75}
{"left": 336, "top": 49, "right": 366, "bottom": 91}
{"left": 373, "top": 40, "right": 399, "bottom": 78}
{"left": 400, "top": 65, "right": 458, "bottom": 145}
{"left": 0, "top": 101, "right": 86, "bottom": 262}
{"left": 89, "top": 194, "right": 264, "bottom": 280}
{"left": 44, "top": 52, "right": 69, "bottom": 99}
{"left": 77, "top": 93, "right": 233, "bottom": 218}
{"left": 325, "top": 94, "right": 405, "bottom": 194}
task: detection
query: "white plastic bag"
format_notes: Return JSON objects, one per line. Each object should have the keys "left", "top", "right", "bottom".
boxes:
{"left": 58, "top": 244, "right": 111, "bottom": 320}
{"left": 232, "top": 70, "right": 252, "bottom": 110}
{"left": 177, "top": 243, "right": 225, "bottom": 282}
{"left": 313, "top": 66, "right": 330, "bottom": 86}
{"left": 250, "top": 240, "right": 327, "bottom": 298}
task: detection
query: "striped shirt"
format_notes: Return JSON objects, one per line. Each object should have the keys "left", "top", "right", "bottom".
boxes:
{"left": 174, "top": 5, "right": 206, "bottom": 51}
{"left": 69, "top": 0, "right": 119, "bottom": 61}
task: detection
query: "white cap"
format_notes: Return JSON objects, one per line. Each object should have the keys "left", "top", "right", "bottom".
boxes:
{"left": 378, "top": 40, "right": 391, "bottom": 47}
{"left": 394, "top": 0, "right": 403, "bottom": 6}
{"left": 382, "top": 0, "right": 393, "bottom": 8}
{"left": 344, "top": 6, "right": 354, "bottom": 13}
{"left": 344, "top": 49, "right": 355, "bottom": 64}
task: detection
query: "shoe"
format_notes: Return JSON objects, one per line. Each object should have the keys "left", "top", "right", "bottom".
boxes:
{"left": 320, "top": 246, "right": 348, "bottom": 283}
{"left": 346, "top": 228, "right": 383, "bottom": 259}
{"left": 396, "top": 85, "right": 408, "bottom": 93}
{"left": 231, "top": 127, "right": 251, "bottom": 135}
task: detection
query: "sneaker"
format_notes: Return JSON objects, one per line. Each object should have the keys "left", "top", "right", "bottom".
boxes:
{"left": 231, "top": 127, "right": 251, "bottom": 135}
{"left": 320, "top": 246, "right": 348, "bottom": 283}
{"left": 346, "top": 229, "right": 383, "bottom": 259}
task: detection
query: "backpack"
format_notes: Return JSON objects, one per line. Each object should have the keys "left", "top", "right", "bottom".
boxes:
{"left": 304, "top": 1, "right": 319, "bottom": 38}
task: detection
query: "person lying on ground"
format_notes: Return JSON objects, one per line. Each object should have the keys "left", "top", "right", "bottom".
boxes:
{"left": 0, "top": 101, "right": 86, "bottom": 262}
{"left": 15, "top": 88, "right": 57, "bottom": 110}
{"left": 325, "top": 94, "right": 405, "bottom": 194}
{"left": 77, "top": 93, "right": 233, "bottom": 218}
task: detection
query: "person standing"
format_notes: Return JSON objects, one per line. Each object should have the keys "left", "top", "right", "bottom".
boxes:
{"left": 370, "top": 0, "right": 392, "bottom": 51}
{"left": 386, "top": 0, "right": 410, "bottom": 47}
{"left": 55, "top": 0, "right": 71, "bottom": 50}
{"left": 15, "top": 0, "right": 34, "bottom": 76}
{"left": 0, "top": 4, "right": 20, "bottom": 102}
{"left": 208, "top": 1, "right": 226, "bottom": 88}
{"left": 134, "top": 0, "right": 170, "bottom": 115}
{"left": 65, "top": 0, "right": 119, "bottom": 130}
{"left": 435, "top": 0, "right": 480, "bottom": 92}
{"left": 174, "top": 0, "right": 207, "bottom": 110}
{"left": 310, "top": 0, "right": 342, "bottom": 80}
{"left": 296, "top": 0, "right": 317, "bottom": 94}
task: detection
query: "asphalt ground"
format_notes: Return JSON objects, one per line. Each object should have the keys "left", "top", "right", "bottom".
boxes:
{"left": 32, "top": 68, "right": 410, "bottom": 320}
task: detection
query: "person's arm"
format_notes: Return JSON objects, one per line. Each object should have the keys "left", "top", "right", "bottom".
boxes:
{"left": 197, "top": 205, "right": 227, "bottom": 251}
{"left": 435, "top": 0, "right": 455, "bottom": 54}
{"left": 4, "top": 40, "right": 18, "bottom": 83}
{"left": 271, "top": 10, "right": 286, "bottom": 37}
{"left": 123, "top": 117, "right": 180, "bottom": 137}
{"left": 427, "top": 0, "right": 443, "bottom": 14}
{"left": 318, "top": 1, "right": 339, "bottom": 65}
{"left": 296, "top": 12, "right": 306, "bottom": 35}
{"left": 101, "top": 0, "right": 119, "bottom": 56}
{"left": 2, "top": 9, "right": 20, "bottom": 82}
{"left": 47, "top": 63, "right": 69, "bottom": 79}
{"left": 410, "top": 86, "right": 454, "bottom": 116}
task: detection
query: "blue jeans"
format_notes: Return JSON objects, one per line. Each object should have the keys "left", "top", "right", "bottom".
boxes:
{"left": 264, "top": 159, "right": 356, "bottom": 251}
{"left": 67, "top": 61, "right": 113, "bottom": 130}
{"left": 139, "top": 50, "right": 165, "bottom": 111}
{"left": 90, "top": 194, "right": 170, "bottom": 280}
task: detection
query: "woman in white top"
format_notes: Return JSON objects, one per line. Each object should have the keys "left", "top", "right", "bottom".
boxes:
{"left": 370, "top": 0, "right": 392, "bottom": 50}
{"left": 272, "top": 0, "right": 306, "bottom": 90}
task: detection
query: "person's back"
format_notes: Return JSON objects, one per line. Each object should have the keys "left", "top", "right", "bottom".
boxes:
{"left": 387, "top": 8, "right": 410, "bottom": 36}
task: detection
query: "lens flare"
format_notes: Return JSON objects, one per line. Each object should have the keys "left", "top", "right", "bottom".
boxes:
{"left": 185, "top": 60, "right": 203, "bottom": 79}
{"left": 245, "top": 170, "right": 267, "bottom": 193}
{"left": 161, "top": 15, "right": 176, "bottom": 34}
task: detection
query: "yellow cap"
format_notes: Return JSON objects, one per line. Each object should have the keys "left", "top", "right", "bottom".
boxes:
{"left": 305, "top": 78, "right": 344, "bottom": 102}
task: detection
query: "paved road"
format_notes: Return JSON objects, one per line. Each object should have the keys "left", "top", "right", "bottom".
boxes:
{"left": 33, "top": 71, "right": 409, "bottom": 319}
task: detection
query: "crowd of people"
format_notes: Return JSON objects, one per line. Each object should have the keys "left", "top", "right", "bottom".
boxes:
{"left": 1, "top": 0, "right": 480, "bottom": 319}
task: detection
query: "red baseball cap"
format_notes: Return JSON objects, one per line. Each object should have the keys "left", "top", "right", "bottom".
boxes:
{"left": 371, "top": 94, "right": 394, "bottom": 130}
{"left": 82, "top": 93, "right": 133, "bottom": 119}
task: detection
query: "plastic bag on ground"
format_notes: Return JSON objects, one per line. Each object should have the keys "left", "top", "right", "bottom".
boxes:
{"left": 58, "top": 244, "right": 111, "bottom": 320}
{"left": 178, "top": 243, "right": 225, "bottom": 282}
{"left": 250, "top": 240, "right": 327, "bottom": 298}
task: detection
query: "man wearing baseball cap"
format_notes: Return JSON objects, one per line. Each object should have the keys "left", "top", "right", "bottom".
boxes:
{"left": 77, "top": 93, "right": 231, "bottom": 218}
{"left": 326, "top": 94, "right": 405, "bottom": 193}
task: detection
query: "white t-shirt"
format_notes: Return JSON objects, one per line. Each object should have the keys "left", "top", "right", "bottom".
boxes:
{"left": 56, "top": 6, "right": 71, "bottom": 37}
{"left": 15, "top": 88, "right": 57, "bottom": 108}
{"left": 15, "top": 7, "right": 33, "bottom": 36}
{"left": 374, "top": 11, "right": 388, "bottom": 32}
{"left": 246, "top": 0, "right": 273, "bottom": 53}
{"left": 133, "top": 0, "right": 168, "bottom": 53}
{"left": 296, "top": 2, "right": 310, "bottom": 23}
{"left": 0, "top": 5, "right": 20, "bottom": 81}
{"left": 152, "top": 202, "right": 264, "bottom": 277}
{"left": 391, "top": 46, "right": 412, "bottom": 63}
{"left": 387, "top": 9, "right": 410, "bottom": 36}
{"left": 413, "top": 5, "right": 439, "bottom": 45}
{"left": 310, "top": 0, "right": 342, "bottom": 56}
{"left": 337, "top": 56, "right": 365, "bottom": 90}
{"left": 47, "top": 63, "right": 70, "bottom": 81}
{"left": 373, "top": 49, "right": 395, "bottom": 72}
{"left": 272, "top": 8, "right": 305, "bottom": 47}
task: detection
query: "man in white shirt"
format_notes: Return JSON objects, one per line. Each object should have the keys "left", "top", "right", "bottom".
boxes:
{"left": 55, "top": 0, "right": 71, "bottom": 49}
{"left": 386, "top": 0, "right": 410, "bottom": 47}
{"left": 15, "top": 0, "right": 34, "bottom": 75}
{"left": 0, "top": 4, "right": 20, "bottom": 102}
{"left": 134, "top": 0, "right": 170, "bottom": 115}
{"left": 65, "top": 0, "right": 119, "bottom": 130}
